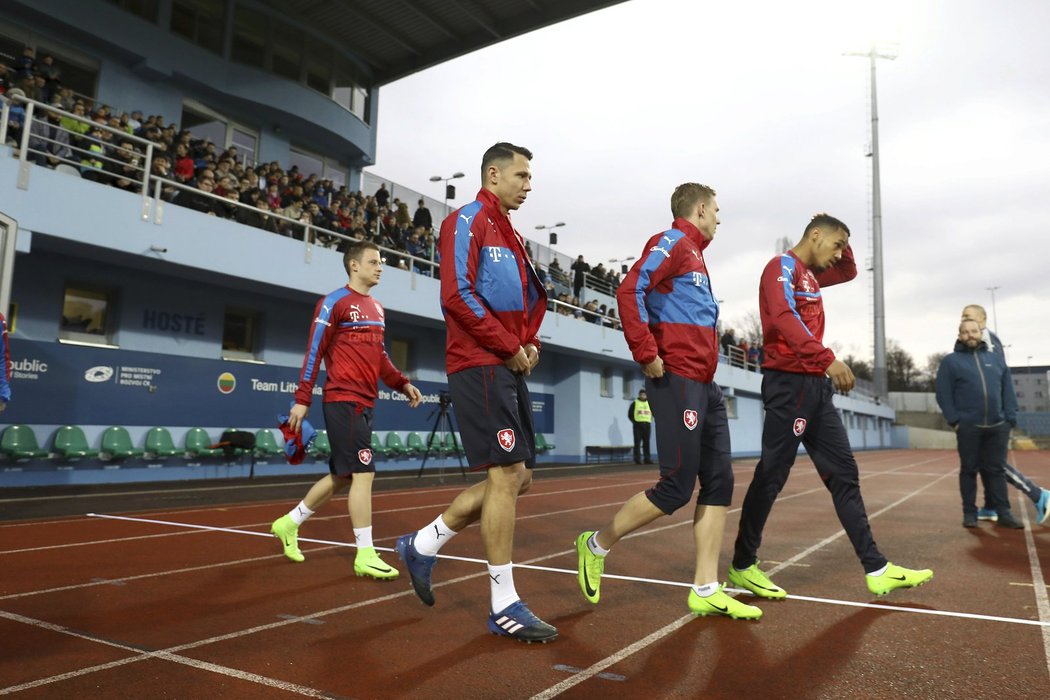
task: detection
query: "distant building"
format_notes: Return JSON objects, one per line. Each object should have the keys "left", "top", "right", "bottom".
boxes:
{"left": 1012, "top": 365, "right": 1050, "bottom": 412}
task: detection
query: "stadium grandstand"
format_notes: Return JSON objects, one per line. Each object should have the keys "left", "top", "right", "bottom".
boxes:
{"left": 0, "top": 0, "right": 893, "bottom": 487}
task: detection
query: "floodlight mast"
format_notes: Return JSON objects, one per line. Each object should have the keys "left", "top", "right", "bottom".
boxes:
{"left": 847, "top": 42, "right": 898, "bottom": 398}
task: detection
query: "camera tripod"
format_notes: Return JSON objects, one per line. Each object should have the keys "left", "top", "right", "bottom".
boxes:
{"left": 416, "top": 399, "right": 466, "bottom": 479}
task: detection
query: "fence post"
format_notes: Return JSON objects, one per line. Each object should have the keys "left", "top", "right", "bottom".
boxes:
{"left": 16, "top": 102, "right": 34, "bottom": 190}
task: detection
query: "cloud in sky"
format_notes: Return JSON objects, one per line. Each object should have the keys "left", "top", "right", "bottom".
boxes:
{"left": 368, "top": 0, "right": 1050, "bottom": 367}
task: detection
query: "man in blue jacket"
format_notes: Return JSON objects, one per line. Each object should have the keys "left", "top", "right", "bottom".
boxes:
{"left": 936, "top": 319, "right": 1021, "bottom": 529}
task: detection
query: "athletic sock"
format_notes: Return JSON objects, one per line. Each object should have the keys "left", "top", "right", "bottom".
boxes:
{"left": 866, "top": 564, "right": 889, "bottom": 577}
{"left": 693, "top": 582, "right": 720, "bottom": 597}
{"left": 414, "top": 515, "right": 457, "bottom": 557}
{"left": 588, "top": 532, "right": 611, "bottom": 557}
{"left": 353, "top": 526, "right": 373, "bottom": 550}
{"left": 489, "top": 562, "right": 519, "bottom": 613}
{"left": 288, "top": 500, "right": 314, "bottom": 526}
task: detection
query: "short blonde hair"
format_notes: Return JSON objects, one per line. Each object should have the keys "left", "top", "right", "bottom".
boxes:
{"left": 670, "top": 183, "right": 716, "bottom": 218}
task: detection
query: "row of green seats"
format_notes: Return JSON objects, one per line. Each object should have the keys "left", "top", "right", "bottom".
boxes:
{"left": 1, "top": 425, "right": 556, "bottom": 462}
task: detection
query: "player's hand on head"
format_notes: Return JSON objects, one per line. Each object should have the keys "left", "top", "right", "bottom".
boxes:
{"left": 827, "top": 359, "right": 855, "bottom": 393}
{"left": 504, "top": 346, "right": 531, "bottom": 375}
{"left": 642, "top": 356, "right": 664, "bottom": 378}
{"left": 404, "top": 383, "right": 423, "bottom": 408}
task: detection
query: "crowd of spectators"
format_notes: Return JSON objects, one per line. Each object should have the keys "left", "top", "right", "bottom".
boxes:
{"left": 720, "top": 328, "right": 764, "bottom": 369}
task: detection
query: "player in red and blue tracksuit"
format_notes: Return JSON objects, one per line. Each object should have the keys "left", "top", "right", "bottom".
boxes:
{"left": 270, "top": 241, "right": 422, "bottom": 580}
{"left": 396, "top": 143, "right": 558, "bottom": 643}
{"left": 730, "top": 214, "right": 932, "bottom": 599}
{"left": 0, "top": 313, "right": 10, "bottom": 410}
{"left": 574, "top": 184, "right": 762, "bottom": 620}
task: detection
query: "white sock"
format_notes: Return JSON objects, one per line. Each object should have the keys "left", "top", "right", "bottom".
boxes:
{"left": 289, "top": 501, "right": 314, "bottom": 526}
{"left": 693, "top": 581, "right": 720, "bottom": 597}
{"left": 489, "top": 562, "right": 519, "bottom": 613}
{"left": 588, "top": 532, "right": 611, "bottom": 557}
{"left": 353, "top": 526, "right": 373, "bottom": 549}
{"left": 867, "top": 564, "right": 889, "bottom": 577}
{"left": 414, "top": 515, "right": 458, "bottom": 557}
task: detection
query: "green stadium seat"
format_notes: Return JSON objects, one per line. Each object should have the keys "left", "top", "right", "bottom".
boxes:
{"left": 442, "top": 432, "right": 465, "bottom": 457}
{"left": 184, "top": 428, "right": 224, "bottom": 458}
{"left": 371, "top": 432, "right": 391, "bottom": 458}
{"left": 385, "top": 431, "right": 409, "bottom": 457}
{"left": 254, "top": 429, "right": 284, "bottom": 457}
{"left": 535, "top": 433, "right": 555, "bottom": 452}
{"left": 405, "top": 432, "right": 426, "bottom": 456}
{"left": 0, "top": 425, "right": 49, "bottom": 459}
{"left": 310, "top": 430, "right": 332, "bottom": 459}
{"left": 426, "top": 432, "right": 447, "bottom": 458}
{"left": 100, "top": 426, "right": 144, "bottom": 459}
{"left": 144, "top": 427, "right": 181, "bottom": 458}
{"left": 52, "top": 425, "right": 99, "bottom": 459}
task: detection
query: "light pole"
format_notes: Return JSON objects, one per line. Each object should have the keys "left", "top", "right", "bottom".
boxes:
{"left": 848, "top": 41, "right": 898, "bottom": 399}
{"left": 429, "top": 172, "right": 464, "bottom": 219}
{"left": 535, "top": 222, "right": 565, "bottom": 246}
{"left": 608, "top": 255, "right": 636, "bottom": 274}
{"left": 986, "top": 285, "right": 1000, "bottom": 334}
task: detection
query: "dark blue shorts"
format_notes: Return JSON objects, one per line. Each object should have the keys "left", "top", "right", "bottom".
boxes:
{"left": 447, "top": 365, "right": 536, "bottom": 470}
{"left": 322, "top": 401, "right": 375, "bottom": 476}
{"left": 644, "top": 371, "right": 733, "bottom": 513}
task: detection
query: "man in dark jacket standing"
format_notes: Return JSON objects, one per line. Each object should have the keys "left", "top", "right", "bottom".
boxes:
{"left": 936, "top": 318, "right": 1022, "bottom": 529}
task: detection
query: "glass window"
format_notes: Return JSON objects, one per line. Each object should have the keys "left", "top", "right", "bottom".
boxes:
{"left": 181, "top": 105, "right": 226, "bottom": 150}
{"left": 106, "top": 0, "right": 160, "bottom": 23}
{"left": 322, "top": 160, "right": 346, "bottom": 188}
{"left": 305, "top": 45, "right": 331, "bottom": 94}
{"left": 222, "top": 307, "right": 261, "bottom": 361}
{"left": 231, "top": 4, "right": 267, "bottom": 68}
{"left": 171, "top": 0, "right": 226, "bottom": 55}
{"left": 622, "top": 372, "right": 633, "bottom": 400}
{"left": 389, "top": 339, "right": 410, "bottom": 374}
{"left": 272, "top": 26, "right": 303, "bottom": 81}
{"left": 60, "top": 284, "right": 116, "bottom": 345}
{"left": 230, "top": 127, "right": 257, "bottom": 165}
{"left": 600, "top": 367, "right": 613, "bottom": 398}
{"left": 724, "top": 395, "right": 738, "bottom": 419}
{"left": 289, "top": 148, "right": 324, "bottom": 180}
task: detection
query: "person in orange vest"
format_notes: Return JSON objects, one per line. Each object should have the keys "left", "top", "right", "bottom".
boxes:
{"left": 628, "top": 389, "right": 652, "bottom": 464}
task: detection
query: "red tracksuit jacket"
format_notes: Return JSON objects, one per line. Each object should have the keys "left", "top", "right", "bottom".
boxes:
{"left": 759, "top": 246, "right": 856, "bottom": 375}
{"left": 617, "top": 218, "right": 720, "bottom": 383}
{"left": 294, "top": 286, "right": 409, "bottom": 407}
{"left": 439, "top": 188, "right": 546, "bottom": 374}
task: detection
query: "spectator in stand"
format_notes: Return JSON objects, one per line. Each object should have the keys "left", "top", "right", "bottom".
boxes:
{"left": 16, "top": 47, "right": 35, "bottom": 79}
{"left": 183, "top": 176, "right": 224, "bottom": 217}
{"left": 720, "top": 328, "right": 736, "bottom": 358}
{"left": 413, "top": 198, "right": 432, "bottom": 231}
{"left": 584, "top": 299, "right": 601, "bottom": 324}
{"left": 59, "top": 101, "right": 90, "bottom": 146}
{"left": 108, "top": 139, "right": 143, "bottom": 193}
{"left": 374, "top": 182, "right": 390, "bottom": 208}
{"left": 572, "top": 255, "right": 590, "bottom": 299}
{"left": 149, "top": 155, "right": 178, "bottom": 202}
{"left": 592, "top": 262, "right": 608, "bottom": 292}
{"left": 28, "top": 101, "right": 72, "bottom": 168}
{"left": 748, "top": 345, "right": 760, "bottom": 367}
{"left": 79, "top": 126, "right": 107, "bottom": 181}
{"left": 548, "top": 257, "right": 566, "bottom": 284}
{"left": 395, "top": 200, "right": 411, "bottom": 228}
{"left": 4, "top": 88, "right": 27, "bottom": 146}
{"left": 127, "top": 110, "right": 143, "bottom": 132}
{"left": 0, "top": 64, "right": 10, "bottom": 94}
{"left": 21, "top": 74, "right": 42, "bottom": 102}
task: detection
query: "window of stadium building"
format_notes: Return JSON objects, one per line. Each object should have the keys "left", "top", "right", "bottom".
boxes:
{"left": 60, "top": 284, "right": 117, "bottom": 346}
{"left": 222, "top": 307, "right": 262, "bottom": 362}
{"left": 724, "top": 394, "right": 739, "bottom": 419}
{"left": 0, "top": 33, "right": 100, "bottom": 99}
{"left": 231, "top": 4, "right": 266, "bottom": 68}
{"left": 170, "top": 0, "right": 226, "bottom": 55}
{"left": 106, "top": 0, "right": 160, "bottom": 23}
{"left": 600, "top": 367, "right": 613, "bottom": 398}
{"left": 621, "top": 373, "right": 633, "bottom": 400}
{"left": 390, "top": 339, "right": 411, "bottom": 375}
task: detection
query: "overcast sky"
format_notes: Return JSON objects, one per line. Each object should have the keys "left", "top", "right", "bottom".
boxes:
{"left": 367, "top": 0, "right": 1050, "bottom": 370}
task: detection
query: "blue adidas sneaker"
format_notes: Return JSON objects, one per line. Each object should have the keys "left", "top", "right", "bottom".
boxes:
{"left": 395, "top": 533, "right": 437, "bottom": 607}
{"left": 487, "top": 600, "right": 558, "bottom": 643}
{"left": 977, "top": 508, "right": 998, "bottom": 522}
{"left": 1037, "top": 489, "right": 1050, "bottom": 525}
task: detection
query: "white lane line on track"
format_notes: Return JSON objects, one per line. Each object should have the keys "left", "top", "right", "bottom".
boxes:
{"left": 532, "top": 454, "right": 967, "bottom": 698}
{"left": 1017, "top": 474, "right": 1050, "bottom": 675}
{"left": 0, "top": 609, "right": 335, "bottom": 698}
{"left": 0, "top": 478, "right": 659, "bottom": 555}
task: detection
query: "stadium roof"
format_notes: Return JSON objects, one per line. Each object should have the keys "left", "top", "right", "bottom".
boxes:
{"left": 262, "top": 0, "right": 629, "bottom": 85}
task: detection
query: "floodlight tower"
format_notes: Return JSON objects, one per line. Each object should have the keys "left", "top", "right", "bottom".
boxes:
{"left": 848, "top": 41, "right": 898, "bottom": 398}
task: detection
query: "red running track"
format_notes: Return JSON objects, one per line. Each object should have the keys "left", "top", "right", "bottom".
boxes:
{"left": 2, "top": 449, "right": 1049, "bottom": 698}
